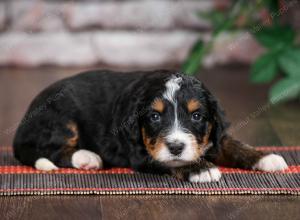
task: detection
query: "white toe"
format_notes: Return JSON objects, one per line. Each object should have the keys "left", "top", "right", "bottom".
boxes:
{"left": 35, "top": 158, "right": 58, "bottom": 171}
{"left": 189, "top": 167, "right": 221, "bottom": 183}
{"left": 253, "top": 154, "right": 288, "bottom": 172}
{"left": 71, "top": 150, "right": 103, "bottom": 170}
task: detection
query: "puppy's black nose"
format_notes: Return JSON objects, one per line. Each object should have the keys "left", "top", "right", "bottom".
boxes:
{"left": 166, "top": 142, "right": 184, "bottom": 156}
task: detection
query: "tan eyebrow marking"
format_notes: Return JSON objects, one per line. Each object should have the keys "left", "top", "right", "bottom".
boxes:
{"left": 152, "top": 99, "right": 165, "bottom": 113}
{"left": 187, "top": 99, "right": 201, "bottom": 112}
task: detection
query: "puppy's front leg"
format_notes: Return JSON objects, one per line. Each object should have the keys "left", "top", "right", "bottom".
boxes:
{"left": 172, "top": 160, "right": 221, "bottom": 183}
{"left": 213, "top": 135, "right": 288, "bottom": 171}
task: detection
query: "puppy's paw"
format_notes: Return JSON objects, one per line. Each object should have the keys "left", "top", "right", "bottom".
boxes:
{"left": 72, "top": 150, "right": 103, "bottom": 170}
{"left": 188, "top": 167, "right": 221, "bottom": 183}
{"left": 35, "top": 158, "right": 58, "bottom": 171}
{"left": 253, "top": 154, "right": 288, "bottom": 172}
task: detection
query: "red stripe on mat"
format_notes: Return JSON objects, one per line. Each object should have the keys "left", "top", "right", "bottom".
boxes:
{"left": 0, "top": 187, "right": 299, "bottom": 193}
{"left": 0, "top": 165, "right": 299, "bottom": 174}
{"left": 220, "top": 166, "right": 300, "bottom": 174}
{"left": 0, "top": 166, "right": 134, "bottom": 174}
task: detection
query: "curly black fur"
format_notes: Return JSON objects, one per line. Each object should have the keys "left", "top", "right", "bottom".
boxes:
{"left": 13, "top": 69, "right": 267, "bottom": 180}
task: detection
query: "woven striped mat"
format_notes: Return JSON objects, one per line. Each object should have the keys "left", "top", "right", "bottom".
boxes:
{"left": 0, "top": 146, "right": 299, "bottom": 196}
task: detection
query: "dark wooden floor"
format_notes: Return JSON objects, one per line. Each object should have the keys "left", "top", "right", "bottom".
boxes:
{"left": 0, "top": 65, "right": 299, "bottom": 220}
{"left": 1, "top": 195, "right": 299, "bottom": 220}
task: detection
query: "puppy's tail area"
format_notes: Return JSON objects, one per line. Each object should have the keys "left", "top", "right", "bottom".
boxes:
{"left": 212, "top": 136, "right": 288, "bottom": 172}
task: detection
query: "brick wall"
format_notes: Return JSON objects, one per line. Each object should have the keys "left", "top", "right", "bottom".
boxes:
{"left": 1, "top": 0, "right": 296, "bottom": 68}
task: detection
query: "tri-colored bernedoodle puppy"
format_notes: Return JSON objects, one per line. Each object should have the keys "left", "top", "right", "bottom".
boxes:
{"left": 13, "top": 70, "right": 288, "bottom": 183}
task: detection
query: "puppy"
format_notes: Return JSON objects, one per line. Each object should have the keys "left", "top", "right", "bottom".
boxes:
{"left": 13, "top": 70, "right": 288, "bottom": 183}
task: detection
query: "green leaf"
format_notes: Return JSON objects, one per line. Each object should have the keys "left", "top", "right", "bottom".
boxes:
{"left": 250, "top": 52, "right": 278, "bottom": 83}
{"left": 269, "top": 77, "right": 300, "bottom": 104}
{"left": 278, "top": 48, "right": 300, "bottom": 77}
{"left": 254, "top": 26, "right": 295, "bottom": 50}
{"left": 181, "top": 40, "right": 206, "bottom": 75}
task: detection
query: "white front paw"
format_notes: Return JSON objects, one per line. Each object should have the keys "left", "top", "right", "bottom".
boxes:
{"left": 253, "top": 154, "right": 288, "bottom": 172}
{"left": 72, "top": 149, "right": 103, "bottom": 170}
{"left": 188, "top": 167, "right": 222, "bottom": 183}
{"left": 35, "top": 158, "right": 58, "bottom": 171}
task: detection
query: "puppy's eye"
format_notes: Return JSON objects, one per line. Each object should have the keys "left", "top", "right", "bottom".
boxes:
{"left": 150, "top": 112, "right": 161, "bottom": 122}
{"left": 191, "top": 112, "right": 202, "bottom": 122}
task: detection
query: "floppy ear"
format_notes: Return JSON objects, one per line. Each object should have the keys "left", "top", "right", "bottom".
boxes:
{"left": 202, "top": 85, "right": 229, "bottom": 148}
{"left": 109, "top": 81, "right": 145, "bottom": 146}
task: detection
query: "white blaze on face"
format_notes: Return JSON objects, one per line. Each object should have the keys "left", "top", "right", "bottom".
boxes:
{"left": 163, "top": 76, "right": 182, "bottom": 103}
{"left": 156, "top": 75, "right": 197, "bottom": 165}
{"left": 163, "top": 76, "right": 181, "bottom": 131}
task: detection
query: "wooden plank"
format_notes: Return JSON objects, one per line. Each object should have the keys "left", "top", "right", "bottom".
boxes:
{"left": 1, "top": 196, "right": 299, "bottom": 220}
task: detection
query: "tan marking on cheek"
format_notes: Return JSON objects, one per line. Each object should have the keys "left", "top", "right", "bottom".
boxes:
{"left": 203, "top": 124, "right": 212, "bottom": 144}
{"left": 152, "top": 99, "right": 164, "bottom": 113}
{"left": 187, "top": 99, "right": 201, "bottom": 112}
{"left": 191, "top": 136, "right": 205, "bottom": 160}
{"left": 202, "top": 124, "right": 212, "bottom": 145}
{"left": 141, "top": 127, "right": 165, "bottom": 159}
{"left": 191, "top": 124, "right": 212, "bottom": 159}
